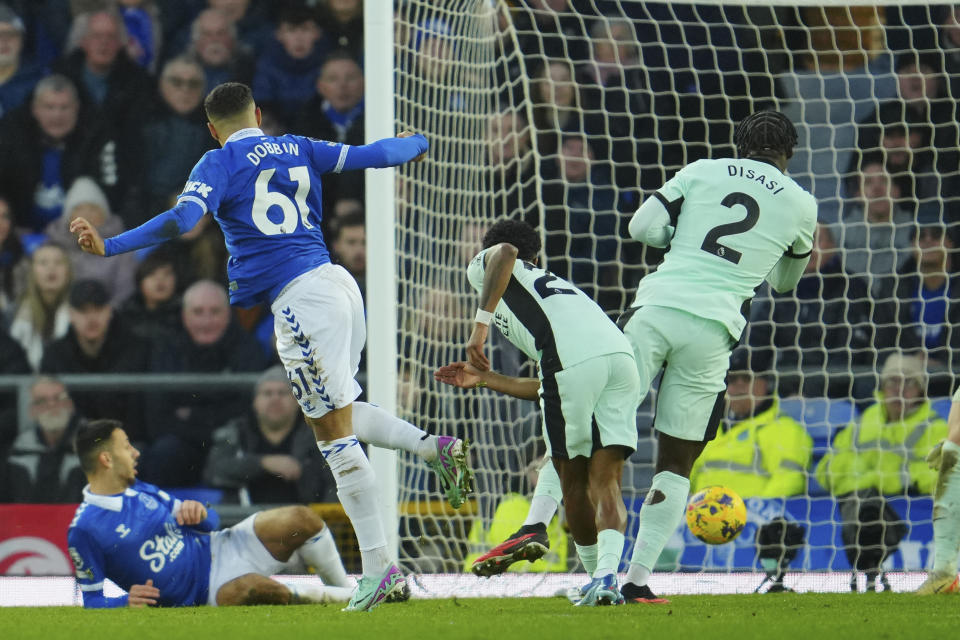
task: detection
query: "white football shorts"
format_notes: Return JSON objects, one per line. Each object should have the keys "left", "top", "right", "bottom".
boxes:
{"left": 271, "top": 262, "right": 365, "bottom": 418}
{"left": 619, "top": 305, "right": 732, "bottom": 442}
{"left": 539, "top": 351, "right": 640, "bottom": 459}
{"left": 206, "top": 513, "right": 284, "bottom": 606}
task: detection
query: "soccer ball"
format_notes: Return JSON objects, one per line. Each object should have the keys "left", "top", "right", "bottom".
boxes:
{"left": 685, "top": 485, "right": 747, "bottom": 545}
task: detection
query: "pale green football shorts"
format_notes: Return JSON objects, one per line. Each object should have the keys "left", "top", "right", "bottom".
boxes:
{"left": 538, "top": 351, "right": 640, "bottom": 460}
{"left": 619, "top": 305, "right": 733, "bottom": 442}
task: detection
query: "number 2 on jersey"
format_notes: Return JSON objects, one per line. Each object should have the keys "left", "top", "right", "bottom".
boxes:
{"left": 251, "top": 166, "right": 313, "bottom": 235}
{"left": 700, "top": 191, "right": 759, "bottom": 264}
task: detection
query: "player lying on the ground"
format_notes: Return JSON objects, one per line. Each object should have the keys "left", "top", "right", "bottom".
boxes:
{"left": 70, "top": 82, "right": 470, "bottom": 612}
{"left": 67, "top": 419, "right": 395, "bottom": 608}
{"left": 449, "top": 219, "right": 641, "bottom": 606}
{"left": 919, "top": 386, "right": 960, "bottom": 594}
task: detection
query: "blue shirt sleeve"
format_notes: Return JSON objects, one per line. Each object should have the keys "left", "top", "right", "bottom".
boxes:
{"left": 103, "top": 151, "right": 228, "bottom": 256}
{"left": 306, "top": 135, "right": 428, "bottom": 174}
{"left": 149, "top": 483, "right": 221, "bottom": 532}
{"left": 103, "top": 201, "right": 206, "bottom": 256}
{"left": 68, "top": 526, "right": 129, "bottom": 609}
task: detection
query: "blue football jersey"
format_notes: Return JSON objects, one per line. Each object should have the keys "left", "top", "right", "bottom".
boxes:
{"left": 178, "top": 129, "right": 341, "bottom": 306}
{"left": 103, "top": 128, "right": 427, "bottom": 307}
{"left": 67, "top": 481, "right": 219, "bottom": 608}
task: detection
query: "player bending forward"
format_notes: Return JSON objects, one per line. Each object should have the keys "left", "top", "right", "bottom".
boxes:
{"left": 71, "top": 83, "right": 471, "bottom": 612}
{"left": 69, "top": 420, "right": 367, "bottom": 607}
{"left": 440, "top": 219, "right": 641, "bottom": 606}
{"left": 918, "top": 387, "right": 960, "bottom": 594}
{"left": 443, "top": 110, "right": 817, "bottom": 604}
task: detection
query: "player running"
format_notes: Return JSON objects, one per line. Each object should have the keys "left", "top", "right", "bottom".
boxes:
{"left": 68, "top": 420, "right": 363, "bottom": 607}
{"left": 440, "top": 218, "right": 641, "bottom": 606}
{"left": 70, "top": 82, "right": 472, "bottom": 612}
{"left": 612, "top": 109, "right": 816, "bottom": 602}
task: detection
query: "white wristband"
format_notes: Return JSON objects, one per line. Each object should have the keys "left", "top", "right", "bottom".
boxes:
{"left": 475, "top": 308, "right": 494, "bottom": 325}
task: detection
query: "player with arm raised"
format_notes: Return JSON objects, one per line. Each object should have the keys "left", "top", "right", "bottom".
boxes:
{"left": 69, "top": 420, "right": 358, "bottom": 608}
{"left": 69, "top": 82, "right": 472, "bottom": 612}
{"left": 447, "top": 219, "right": 641, "bottom": 606}
{"left": 613, "top": 110, "right": 817, "bottom": 603}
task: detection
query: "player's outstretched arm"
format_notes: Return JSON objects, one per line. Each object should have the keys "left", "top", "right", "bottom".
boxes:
{"left": 72, "top": 202, "right": 206, "bottom": 257}
{"left": 467, "top": 242, "right": 517, "bottom": 371}
{"left": 336, "top": 132, "right": 429, "bottom": 172}
{"left": 435, "top": 361, "right": 540, "bottom": 400}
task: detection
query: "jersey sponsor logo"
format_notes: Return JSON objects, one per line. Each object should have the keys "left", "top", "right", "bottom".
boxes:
{"left": 139, "top": 522, "right": 185, "bottom": 573}
{"left": 68, "top": 546, "right": 94, "bottom": 580}
{"left": 138, "top": 493, "right": 158, "bottom": 510}
{"left": 0, "top": 537, "right": 73, "bottom": 575}
{"left": 182, "top": 180, "right": 214, "bottom": 198}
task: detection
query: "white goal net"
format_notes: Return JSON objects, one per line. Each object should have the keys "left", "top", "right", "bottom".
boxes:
{"left": 384, "top": 0, "right": 957, "bottom": 590}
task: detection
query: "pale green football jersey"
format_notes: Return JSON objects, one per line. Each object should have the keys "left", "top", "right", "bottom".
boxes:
{"left": 467, "top": 249, "right": 632, "bottom": 374}
{"left": 632, "top": 157, "right": 818, "bottom": 339}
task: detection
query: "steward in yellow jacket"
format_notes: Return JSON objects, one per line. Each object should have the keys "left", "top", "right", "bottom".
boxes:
{"left": 816, "top": 396, "right": 947, "bottom": 496}
{"left": 691, "top": 397, "right": 812, "bottom": 498}
{"left": 691, "top": 347, "right": 813, "bottom": 498}
{"left": 817, "top": 353, "right": 948, "bottom": 496}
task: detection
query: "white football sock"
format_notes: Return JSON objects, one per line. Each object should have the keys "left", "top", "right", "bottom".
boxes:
{"left": 284, "top": 581, "right": 355, "bottom": 604}
{"left": 625, "top": 564, "right": 651, "bottom": 587}
{"left": 575, "top": 543, "right": 598, "bottom": 575}
{"left": 352, "top": 401, "right": 437, "bottom": 461}
{"left": 933, "top": 441, "right": 960, "bottom": 574}
{"left": 295, "top": 525, "right": 351, "bottom": 587}
{"left": 627, "top": 471, "right": 689, "bottom": 585}
{"left": 317, "top": 436, "right": 391, "bottom": 577}
{"left": 593, "top": 529, "right": 624, "bottom": 579}
{"left": 523, "top": 495, "right": 560, "bottom": 528}
{"left": 523, "top": 461, "right": 562, "bottom": 527}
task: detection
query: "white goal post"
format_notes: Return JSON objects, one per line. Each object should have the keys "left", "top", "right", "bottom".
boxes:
{"left": 366, "top": 0, "right": 956, "bottom": 592}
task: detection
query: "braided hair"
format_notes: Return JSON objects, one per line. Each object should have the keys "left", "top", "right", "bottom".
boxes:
{"left": 734, "top": 110, "right": 798, "bottom": 160}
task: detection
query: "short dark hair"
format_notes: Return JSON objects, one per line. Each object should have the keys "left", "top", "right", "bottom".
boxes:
{"left": 482, "top": 218, "right": 540, "bottom": 262}
{"left": 734, "top": 110, "right": 798, "bottom": 160}
{"left": 321, "top": 49, "right": 362, "bottom": 72}
{"left": 204, "top": 82, "right": 253, "bottom": 122}
{"left": 278, "top": 6, "right": 316, "bottom": 27}
{"left": 330, "top": 210, "right": 364, "bottom": 244}
{"left": 135, "top": 246, "right": 178, "bottom": 287}
{"left": 74, "top": 419, "right": 123, "bottom": 474}
{"left": 68, "top": 279, "right": 110, "bottom": 309}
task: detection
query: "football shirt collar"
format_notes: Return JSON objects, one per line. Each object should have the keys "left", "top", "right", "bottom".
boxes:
{"left": 225, "top": 127, "right": 265, "bottom": 144}
{"left": 82, "top": 485, "right": 137, "bottom": 512}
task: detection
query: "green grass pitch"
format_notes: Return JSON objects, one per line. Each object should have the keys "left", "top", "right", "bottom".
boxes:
{"left": 1, "top": 595, "right": 956, "bottom": 640}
